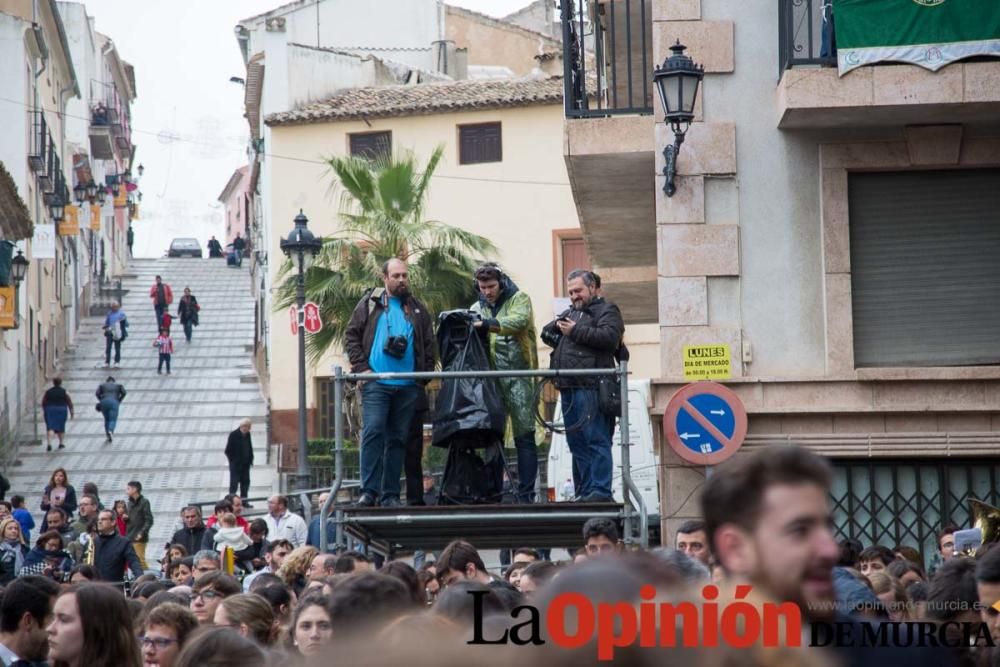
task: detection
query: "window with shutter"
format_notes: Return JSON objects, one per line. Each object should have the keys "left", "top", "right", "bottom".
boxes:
{"left": 348, "top": 131, "right": 391, "bottom": 161}
{"left": 848, "top": 169, "right": 1000, "bottom": 367}
{"left": 458, "top": 122, "right": 502, "bottom": 165}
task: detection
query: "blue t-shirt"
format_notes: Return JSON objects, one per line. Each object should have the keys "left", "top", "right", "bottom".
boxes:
{"left": 368, "top": 296, "right": 415, "bottom": 385}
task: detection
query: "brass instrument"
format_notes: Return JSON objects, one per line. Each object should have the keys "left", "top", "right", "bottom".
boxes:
{"left": 84, "top": 532, "right": 96, "bottom": 566}
{"left": 223, "top": 546, "right": 235, "bottom": 575}
{"left": 966, "top": 498, "right": 1000, "bottom": 554}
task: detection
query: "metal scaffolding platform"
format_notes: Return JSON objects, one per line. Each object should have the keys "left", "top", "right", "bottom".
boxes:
{"left": 339, "top": 502, "right": 624, "bottom": 556}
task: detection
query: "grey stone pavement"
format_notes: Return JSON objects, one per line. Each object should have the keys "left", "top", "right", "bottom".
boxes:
{"left": 8, "top": 258, "right": 272, "bottom": 563}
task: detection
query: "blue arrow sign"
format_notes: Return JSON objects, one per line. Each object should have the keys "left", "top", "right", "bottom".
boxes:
{"left": 674, "top": 392, "right": 738, "bottom": 456}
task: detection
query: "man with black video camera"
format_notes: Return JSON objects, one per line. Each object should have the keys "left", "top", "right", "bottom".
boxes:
{"left": 542, "top": 269, "right": 624, "bottom": 503}
{"left": 346, "top": 258, "right": 434, "bottom": 508}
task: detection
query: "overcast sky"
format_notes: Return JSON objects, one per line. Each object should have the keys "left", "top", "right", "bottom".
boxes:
{"left": 80, "top": 0, "right": 533, "bottom": 257}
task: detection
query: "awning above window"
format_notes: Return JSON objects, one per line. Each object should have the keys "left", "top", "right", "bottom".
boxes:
{"left": 833, "top": 0, "right": 1000, "bottom": 75}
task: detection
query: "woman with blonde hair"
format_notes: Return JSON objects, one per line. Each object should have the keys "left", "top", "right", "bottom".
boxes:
{"left": 868, "top": 570, "right": 911, "bottom": 621}
{"left": 214, "top": 593, "right": 276, "bottom": 646}
{"left": 277, "top": 545, "right": 317, "bottom": 596}
{"left": 0, "top": 517, "right": 27, "bottom": 583}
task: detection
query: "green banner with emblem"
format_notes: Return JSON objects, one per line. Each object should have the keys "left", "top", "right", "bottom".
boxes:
{"left": 833, "top": 0, "right": 1000, "bottom": 75}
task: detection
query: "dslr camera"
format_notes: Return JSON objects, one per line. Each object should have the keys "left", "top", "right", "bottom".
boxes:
{"left": 384, "top": 335, "right": 409, "bottom": 359}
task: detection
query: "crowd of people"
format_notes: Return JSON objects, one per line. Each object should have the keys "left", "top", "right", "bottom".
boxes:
{"left": 0, "top": 445, "right": 994, "bottom": 665}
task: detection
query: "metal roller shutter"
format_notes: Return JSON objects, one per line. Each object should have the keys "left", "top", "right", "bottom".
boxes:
{"left": 848, "top": 169, "right": 1000, "bottom": 367}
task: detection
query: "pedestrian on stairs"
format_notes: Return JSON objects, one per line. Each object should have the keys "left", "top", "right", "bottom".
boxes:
{"left": 95, "top": 376, "right": 126, "bottom": 443}
{"left": 149, "top": 275, "right": 174, "bottom": 328}
{"left": 102, "top": 302, "right": 128, "bottom": 368}
{"left": 154, "top": 327, "right": 174, "bottom": 375}
{"left": 41, "top": 377, "right": 74, "bottom": 452}
{"left": 225, "top": 419, "right": 254, "bottom": 499}
{"left": 177, "top": 287, "right": 200, "bottom": 343}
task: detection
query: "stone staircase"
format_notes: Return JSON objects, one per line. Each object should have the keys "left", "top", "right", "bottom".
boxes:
{"left": 6, "top": 257, "right": 272, "bottom": 564}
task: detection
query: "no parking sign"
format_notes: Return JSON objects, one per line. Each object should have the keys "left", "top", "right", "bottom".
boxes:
{"left": 663, "top": 382, "right": 747, "bottom": 465}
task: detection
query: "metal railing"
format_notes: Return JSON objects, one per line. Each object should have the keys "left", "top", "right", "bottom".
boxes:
{"left": 318, "top": 362, "right": 647, "bottom": 552}
{"left": 561, "top": 0, "right": 653, "bottom": 118}
{"left": 779, "top": 0, "right": 837, "bottom": 75}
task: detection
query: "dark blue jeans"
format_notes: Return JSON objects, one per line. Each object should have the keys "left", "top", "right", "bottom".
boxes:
{"left": 360, "top": 382, "right": 419, "bottom": 501}
{"left": 154, "top": 304, "right": 165, "bottom": 327}
{"left": 561, "top": 388, "right": 613, "bottom": 499}
{"left": 513, "top": 431, "right": 538, "bottom": 503}
{"left": 99, "top": 398, "right": 120, "bottom": 433}
{"left": 104, "top": 335, "right": 121, "bottom": 364}
{"left": 182, "top": 320, "right": 193, "bottom": 342}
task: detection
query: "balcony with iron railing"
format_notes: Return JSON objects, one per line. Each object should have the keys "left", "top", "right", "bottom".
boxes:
{"left": 776, "top": 0, "right": 1000, "bottom": 128}
{"left": 560, "top": 0, "right": 659, "bottom": 325}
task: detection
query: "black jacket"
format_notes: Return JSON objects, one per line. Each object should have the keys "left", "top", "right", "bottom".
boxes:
{"left": 177, "top": 295, "right": 199, "bottom": 323}
{"left": 94, "top": 532, "right": 143, "bottom": 582}
{"left": 544, "top": 297, "right": 624, "bottom": 388}
{"left": 171, "top": 524, "right": 208, "bottom": 556}
{"left": 344, "top": 287, "right": 435, "bottom": 377}
{"left": 225, "top": 428, "right": 254, "bottom": 467}
{"left": 125, "top": 494, "right": 153, "bottom": 543}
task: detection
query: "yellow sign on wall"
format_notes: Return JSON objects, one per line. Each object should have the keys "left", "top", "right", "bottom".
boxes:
{"left": 114, "top": 187, "right": 127, "bottom": 208}
{"left": 0, "top": 286, "right": 15, "bottom": 329}
{"left": 90, "top": 204, "right": 101, "bottom": 231}
{"left": 58, "top": 205, "right": 80, "bottom": 236}
{"left": 683, "top": 344, "right": 732, "bottom": 380}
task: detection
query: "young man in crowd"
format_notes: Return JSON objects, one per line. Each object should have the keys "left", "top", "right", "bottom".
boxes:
{"left": 125, "top": 480, "right": 153, "bottom": 569}
{"left": 858, "top": 545, "right": 895, "bottom": 577}
{"left": 0, "top": 576, "right": 60, "bottom": 665}
{"left": 703, "top": 445, "right": 954, "bottom": 666}
{"left": 581, "top": 517, "right": 620, "bottom": 557}
{"left": 189, "top": 571, "right": 241, "bottom": 625}
{"left": 242, "top": 538, "right": 293, "bottom": 591}
{"left": 435, "top": 540, "right": 492, "bottom": 588}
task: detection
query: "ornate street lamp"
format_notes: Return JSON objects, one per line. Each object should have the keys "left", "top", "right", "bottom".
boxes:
{"left": 11, "top": 251, "right": 28, "bottom": 286}
{"left": 137, "top": 163, "right": 144, "bottom": 177}
{"left": 96, "top": 187, "right": 107, "bottom": 205}
{"left": 280, "top": 210, "right": 323, "bottom": 490}
{"left": 85, "top": 180, "right": 98, "bottom": 200}
{"left": 123, "top": 169, "right": 132, "bottom": 184}
{"left": 653, "top": 41, "right": 704, "bottom": 197}
{"left": 73, "top": 181, "right": 87, "bottom": 203}
{"left": 50, "top": 195, "right": 65, "bottom": 222}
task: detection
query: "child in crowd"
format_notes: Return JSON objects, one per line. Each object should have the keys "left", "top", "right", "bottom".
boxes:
{"left": 154, "top": 327, "right": 174, "bottom": 375}
{"left": 213, "top": 513, "right": 252, "bottom": 554}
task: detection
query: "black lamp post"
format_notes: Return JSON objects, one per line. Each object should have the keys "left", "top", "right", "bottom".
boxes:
{"left": 96, "top": 187, "right": 107, "bottom": 205}
{"left": 653, "top": 41, "right": 704, "bottom": 197}
{"left": 137, "top": 163, "right": 144, "bottom": 177}
{"left": 279, "top": 210, "right": 323, "bottom": 490}
{"left": 73, "top": 181, "right": 87, "bottom": 204}
{"left": 85, "top": 180, "right": 98, "bottom": 200}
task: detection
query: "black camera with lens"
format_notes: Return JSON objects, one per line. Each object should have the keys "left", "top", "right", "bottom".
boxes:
{"left": 384, "top": 335, "right": 409, "bottom": 359}
{"left": 540, "top": 325, "right": 563, "bottom": 348}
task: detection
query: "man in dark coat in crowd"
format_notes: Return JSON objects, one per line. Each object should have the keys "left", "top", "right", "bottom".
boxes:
{"left": 171, "top": 505, "right": 208, "bottom": 556}
{"left": 93, "top": 509, "right": 143, "bottom": 582}
{"left": 225, "top": 418, "right": 254, "bottom": 500}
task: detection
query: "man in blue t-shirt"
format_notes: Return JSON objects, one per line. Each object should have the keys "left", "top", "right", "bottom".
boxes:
{"left": 345, "top": 258, "right": 435, "bottom": 508}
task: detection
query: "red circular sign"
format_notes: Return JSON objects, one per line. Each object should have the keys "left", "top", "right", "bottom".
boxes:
{"left": 663, "top": 382, "right": 748, "bottom": 465}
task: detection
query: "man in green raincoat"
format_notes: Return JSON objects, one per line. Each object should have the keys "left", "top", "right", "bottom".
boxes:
{"left": 471, "top": 263, "right": 539, "bottom": 502}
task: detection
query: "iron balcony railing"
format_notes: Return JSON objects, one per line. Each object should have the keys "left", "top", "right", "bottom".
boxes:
{"left": 27, "top": 111, "right": 47, "bottom": 173}
{"left": 561, "top": 0, "right": 653, "bottom": 118}
{"left": 778, "top": 0, "right": 837, "bottom": 75}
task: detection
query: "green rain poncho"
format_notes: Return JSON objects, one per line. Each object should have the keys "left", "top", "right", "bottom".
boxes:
{"left": 471, "top": 275, "right": 538, "bottom": 438}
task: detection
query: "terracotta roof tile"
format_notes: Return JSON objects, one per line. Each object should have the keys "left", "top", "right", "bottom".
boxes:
{"left": 265, "top": 76, "right": 563, "bottom": 126}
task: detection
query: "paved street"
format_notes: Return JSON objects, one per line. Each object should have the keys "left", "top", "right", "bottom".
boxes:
{"left": 8, "top": 257, "right": 272, "bottom": 563}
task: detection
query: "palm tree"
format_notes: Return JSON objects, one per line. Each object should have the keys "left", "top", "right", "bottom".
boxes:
{"left": 276, "top": 145, "right": 497, "bottom": 363}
